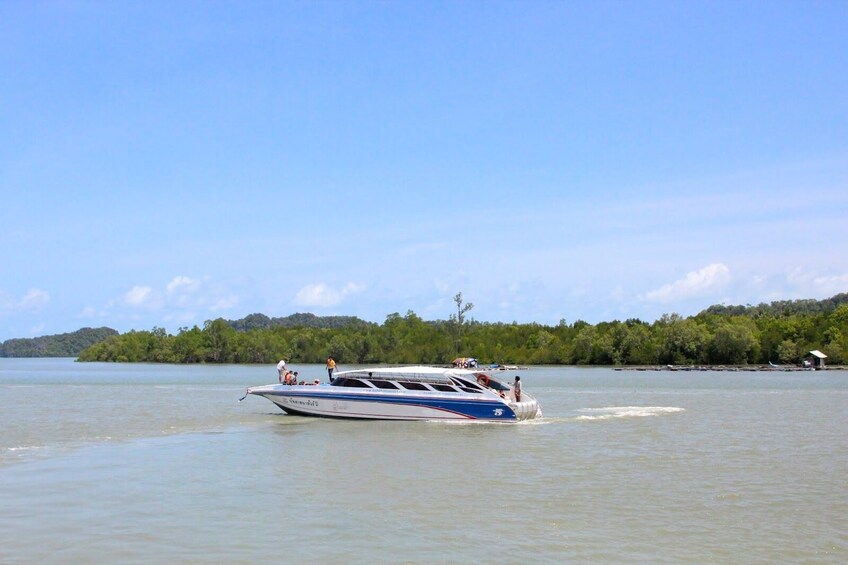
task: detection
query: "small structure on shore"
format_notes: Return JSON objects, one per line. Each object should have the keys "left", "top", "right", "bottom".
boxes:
{"left": 808, "top": 350, "right": 827, "bottom": 369}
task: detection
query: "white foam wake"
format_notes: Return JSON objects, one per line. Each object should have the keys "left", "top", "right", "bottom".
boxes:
{"left": 6, "top": 445, "right": 45, "bottom": 452}
{"left": 575, "top": 406, "right": 685, "bottom": 421}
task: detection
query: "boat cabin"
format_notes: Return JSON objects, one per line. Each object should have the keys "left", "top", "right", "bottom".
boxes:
{"left": 330, "top": 368, "right": 510, "bottom": 395}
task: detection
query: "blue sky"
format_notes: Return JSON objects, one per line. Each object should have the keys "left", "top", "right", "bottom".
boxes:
{"left": 1, "top": 1, "right": 847, "bottom": 341}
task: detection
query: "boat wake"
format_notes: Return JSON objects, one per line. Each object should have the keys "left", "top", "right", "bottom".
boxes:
{"left": 6, "top": 445, "right": 45, "bottom": 452}
{"left": 575, "top": 406, "right": 685, "bottom": 421}
{"left": 429, "top": 407, "right": 684, "bottom": 426}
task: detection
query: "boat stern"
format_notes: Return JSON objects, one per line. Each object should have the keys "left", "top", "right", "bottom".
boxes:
{"left": 508, "top": 393, "right": 543, "bottom": 420}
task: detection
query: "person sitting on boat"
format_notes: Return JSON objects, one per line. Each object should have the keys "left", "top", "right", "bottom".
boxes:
{"left": 283, "top": 371, "right": 295, "bottom": 385}
{"left": 513, "top": 376, "right": 521, "bottom": 402}
{"left": 291, "top": 371, "right": 299, "bottom": 385}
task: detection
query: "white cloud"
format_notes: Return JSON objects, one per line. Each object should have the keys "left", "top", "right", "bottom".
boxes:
{"left": 167, "top": 276, "right": 199, "bottom": 294}
{"left": 210, "top": 295, "right": 240, "bottom": 312}
{"left": 294, "top": 284, "right": 338, "bottom": 307}
{"left": 0, "top": 288, "right": 50, "bottom": 313}
{"left": 79, "top": 306, "right": 104, "bottom": 319}
{"left": 811, "top": 274, "right": 848, "bottom": 295}
{"left": 163, "top": 311, "right": 199, "bottom": 326}
{"left": 166, "top": 276, "right": 202, "bottom": 307}
{"left": 294, "top": 282, "right": 366, "bottom": 308}
{"left": 787, "top": 268, "right": 848, "bottom": 297}
{"left": 643, "top": 263, "right": 731, "bottom": 304}
{"left": 87, "top": 276, "right": 245, "bottom": 329}
{"left": 124, "top": 286, "right": 155, "bottom": 307}
{"left": 750, "top": 274, "right": 767, "bottom": 287}
{"left": 433, "top": 279, "right": 450, "bottom": 294}
{"left": 609, "top": 285, "right": 625, "bottom": 302}
{"left": 20, "top": 288, "right": 50, "bottom": 309}
{"left": 344, "top": 282, "right": 366, "bottom": 294}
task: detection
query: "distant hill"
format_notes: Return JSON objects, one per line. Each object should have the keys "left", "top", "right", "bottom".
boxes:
{"left": 0, "top": 327, "right": 119, "bottom": 358}
{"left": 226, "top": 312, "right": 376, "bottom": 331}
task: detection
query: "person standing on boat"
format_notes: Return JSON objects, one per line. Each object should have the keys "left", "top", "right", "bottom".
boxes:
{"left": 513, "top": 376, "right": 521, "bottom": 402}
{"left": 326, "top": 357, "right": 336, "bottom": 382}
{"left": 276, "top": 359, "right": 287, "bottom": 383}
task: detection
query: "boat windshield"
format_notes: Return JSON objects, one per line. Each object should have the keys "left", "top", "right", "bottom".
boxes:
{"left": 485, "top": 378, "right": 511, "bottom": 392}
{"left": 451, "top": 377, "right": 485, "bottom": 391}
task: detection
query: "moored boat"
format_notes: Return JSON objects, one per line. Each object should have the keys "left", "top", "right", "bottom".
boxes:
{"left": 246, "top": 365, "right": 542, "bottom": 421}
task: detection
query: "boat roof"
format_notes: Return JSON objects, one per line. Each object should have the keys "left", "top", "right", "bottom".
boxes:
{"left": 335, "top": 365, "right": 492, "bottom": 384}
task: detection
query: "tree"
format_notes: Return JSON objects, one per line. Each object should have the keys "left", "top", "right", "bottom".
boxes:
{"left": 709, "top": 323, "right": 759, "bottom": 364}
{"left": 204, "top": 318, "right": 235, "bottom": 362}
{"left": 451, "top": 292, "right": 474, "bottom": 355}
{"left": 571, "top": 326, "right": 599, "bottom": 364}
{"left": 658, "top": 316, "right": 709, "bottom": 365}
{"left": 831, "top": 304, "right": 848, "bottom": 327}
{"left": 620, "top": 323, "right": 657, "bottom": 365}
{"left": 327, "top": 335, "right": 351, "bottom": 363}
{"left": 777, "top": 339, "right": 802, "bottom": 364}
{"left": 823, "top": 326, "right": 842, "bottom": 345}
{"left": 173, "top": 326, "right": 206, "bottom": 363}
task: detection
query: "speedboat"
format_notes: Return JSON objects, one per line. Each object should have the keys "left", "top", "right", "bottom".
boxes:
{"left": 246, "top": 366, "right": 542, "bottom": 421}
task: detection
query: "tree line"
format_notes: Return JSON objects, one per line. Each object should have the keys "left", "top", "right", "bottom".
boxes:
{"left": 75, "top": 293, "right": 848, "bottom": 366}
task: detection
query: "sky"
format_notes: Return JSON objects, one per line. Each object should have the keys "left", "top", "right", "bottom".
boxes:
{"left": 1, "top": 1, "right": 847, "bottom": 341}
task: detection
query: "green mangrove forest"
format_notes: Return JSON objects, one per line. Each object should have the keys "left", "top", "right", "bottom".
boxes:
{"left": 69, "top": 293, "right": 848, "bottom": 366}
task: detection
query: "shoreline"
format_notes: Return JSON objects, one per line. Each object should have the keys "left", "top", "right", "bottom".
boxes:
{"left": 614, "top": 364, "right": 846, "bottom": 372}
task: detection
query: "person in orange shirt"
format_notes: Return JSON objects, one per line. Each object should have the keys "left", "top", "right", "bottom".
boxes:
{"left": 326, "top": 357, "right": 336, "bottom": 382}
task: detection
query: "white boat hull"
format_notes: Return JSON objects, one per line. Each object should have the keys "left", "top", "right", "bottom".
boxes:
{"left": 248, "top": 385, "right": 540, "bottom": 421}
{"left": 247, "top": 365, "right": 542, "bottom": 421}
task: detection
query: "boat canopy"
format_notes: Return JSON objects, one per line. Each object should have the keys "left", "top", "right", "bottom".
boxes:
{"left": 336, "top": 365, "right": 494, "bottom": 385}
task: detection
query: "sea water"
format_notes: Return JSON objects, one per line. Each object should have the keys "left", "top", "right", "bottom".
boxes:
{"left": 1, "top": 358, "right": 846, "bottom": 564}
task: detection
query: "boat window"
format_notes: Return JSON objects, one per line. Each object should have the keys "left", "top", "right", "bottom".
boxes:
{"left": 459, "top": 387, "right": 482, "bottom": 394}
{"left": 430, "top": 384, "right": 459, "bottom": 393}
{"left": 398, "top": 381, "right": 428, "bottom": 391}
{"left": 337, "top": 378, "right": 372, "bottom": 388}
{"left": 486, "top": 380, "right": 510, "bottom": 392}
{"left": 370, "top": 380, "right": 399, "bottom": 389}
{"left": 453, "top": 377, "right": 484, "bottom": 391}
